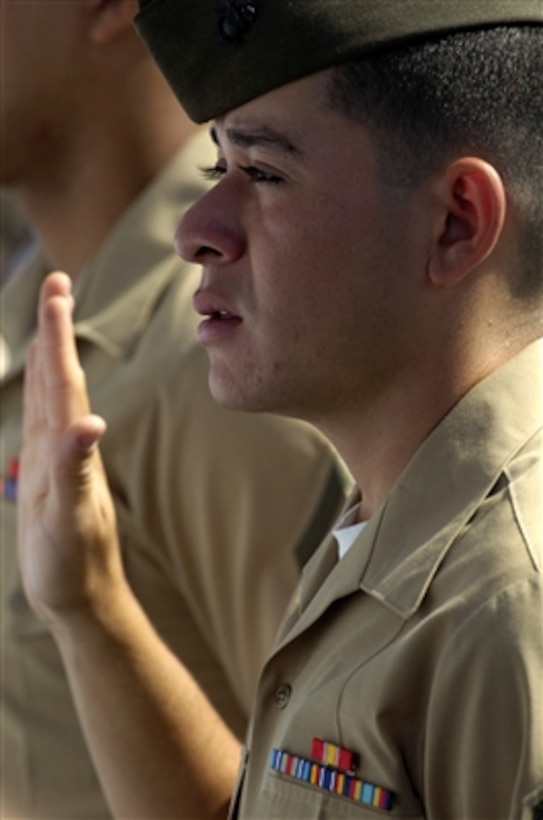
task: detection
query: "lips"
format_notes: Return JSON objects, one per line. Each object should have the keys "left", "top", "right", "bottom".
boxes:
{"left": 193, "top": 289, "right": 242, "bottom": 344}
{"left": 193, "top": 290, "right": 239, "bottom": 320}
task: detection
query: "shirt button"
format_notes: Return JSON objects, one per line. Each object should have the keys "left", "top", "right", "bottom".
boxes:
{"left": 274, "top": 683, "right": 292, "bottom": 709}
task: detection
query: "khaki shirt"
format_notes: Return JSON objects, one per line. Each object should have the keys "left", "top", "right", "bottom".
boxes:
{"left": 0, "top": 132, "right": 350, "bottom": 819}
{"left": 234, "top": 340, "right": 543, "bottom": 819}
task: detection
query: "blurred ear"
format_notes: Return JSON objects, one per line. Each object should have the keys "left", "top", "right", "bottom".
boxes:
{"left": 87, "top": 0, "right": 138, "bottom": 44}
{"left": 427, "top": 158, "right": 507, "bottom": 289}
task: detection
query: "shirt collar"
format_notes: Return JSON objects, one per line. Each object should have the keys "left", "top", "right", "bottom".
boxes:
{"left": 294, "top": 339, "right": 542, "bottom": 629}
{"left": 0, "top": 128, "right": 214, "bottom": 380}
{"left": 358, "top": 339, "right": 543, "bottom": 618}
{"left": 1, "top": 247, "right": 44, "bottom": 381}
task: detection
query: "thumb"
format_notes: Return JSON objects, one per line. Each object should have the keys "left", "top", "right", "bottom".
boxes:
{"left": 52, "top": 415, "right": 108, "bottom": 492}
{"left": 75, "top": 415, "right": 108, "bottom": 456}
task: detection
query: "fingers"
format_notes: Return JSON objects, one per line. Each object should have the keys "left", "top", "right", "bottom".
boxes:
{"left": 22, "top": 340, "right": 42, "bottom": 442}
{"left": 18, "top": 272, "right": 115, "bottom": 620}
{"left": 22, "top": 271, "right": 108, "bottom": 469}
{"left": 37, "top": 272, "right": 90, "bottom": 431}
{"left": 40, "top": 270, "right": 73, "bottom": 300}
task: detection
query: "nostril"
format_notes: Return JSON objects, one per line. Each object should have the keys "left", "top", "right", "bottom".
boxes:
{"left": 194, "top": 245, "right": 223, "bottom": 260}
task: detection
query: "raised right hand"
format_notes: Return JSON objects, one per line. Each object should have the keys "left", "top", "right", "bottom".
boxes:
{"left": 18, "top": 271, "right": 122, "bottom": 627}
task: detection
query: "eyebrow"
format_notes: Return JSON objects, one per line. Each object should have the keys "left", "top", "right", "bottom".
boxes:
{"left": 210, "top": 125, "right": 303, "bottom": 158}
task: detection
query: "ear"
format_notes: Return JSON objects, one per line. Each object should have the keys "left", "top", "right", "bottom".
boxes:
{"left": 87, "top": 0, "right": 139, "bottom": 45}
{"left": 427, "top": 158, "right": 507, "bottom": 289}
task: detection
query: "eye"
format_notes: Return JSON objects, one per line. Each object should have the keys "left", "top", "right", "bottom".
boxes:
{"left": 199, "top": 162, "right": 283, "bottom": 185}
{"left": 238, "top": 165, "right": 283, "bottom": 184}
{"left": 199, "top": 163, "right": 227, "bottom": 182}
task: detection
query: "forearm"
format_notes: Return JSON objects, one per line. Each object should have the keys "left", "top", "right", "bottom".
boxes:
{"left": 51, "top": 582, "right": 240, "bottom": 820}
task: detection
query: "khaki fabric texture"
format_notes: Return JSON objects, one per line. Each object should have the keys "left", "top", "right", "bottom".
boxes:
{"left": 0, "top": 130, "right": 350, "bottom": 819}
{"left": 0, "top": 189, "right": 29, "bottom": 286}
{"left": 134, "top": 0, "right": 543, "bottom": 123}
{"left": 232, "top": 340, "right": 543, "bottom": 819}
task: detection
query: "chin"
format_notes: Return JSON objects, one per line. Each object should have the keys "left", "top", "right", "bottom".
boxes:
{"left": 207, "top": 369, "right": 276, "bottom": 414}
{"left": 209, "top": 382, "right": 266, "bottom": 413}
{"left": 209, "top": 381, "right": 309, "bottom": 427}
{"left": 206, "top": 354, "right": 311, "bottom": 418}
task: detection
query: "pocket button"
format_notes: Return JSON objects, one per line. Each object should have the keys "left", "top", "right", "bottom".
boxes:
{"left": 274, "top": 683, "right": 292, "bottom": 709}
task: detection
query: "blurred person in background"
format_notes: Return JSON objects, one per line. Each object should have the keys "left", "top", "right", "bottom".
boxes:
{"left": 0, "top": 1, "right": 350, "bottom": 817}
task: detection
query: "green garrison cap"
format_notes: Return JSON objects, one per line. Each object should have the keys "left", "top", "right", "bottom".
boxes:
{"left": 135, "top": 0, "right": 543, "bottom": 123}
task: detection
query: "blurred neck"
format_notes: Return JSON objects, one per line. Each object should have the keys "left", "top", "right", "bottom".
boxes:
{"left": 15, "top": 66, "right": 198, "bottom": 279}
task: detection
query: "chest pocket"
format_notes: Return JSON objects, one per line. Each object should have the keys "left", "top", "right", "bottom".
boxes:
{"left": 262, "top": 772, "right": 421, "bottom": 818}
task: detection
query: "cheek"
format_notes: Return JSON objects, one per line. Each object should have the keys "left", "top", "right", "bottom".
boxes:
{"left": 256, "top": 226, "right": 358, "bottom": 327}
{"left": 248, "top": 193, "right": 384, "bottom": 339}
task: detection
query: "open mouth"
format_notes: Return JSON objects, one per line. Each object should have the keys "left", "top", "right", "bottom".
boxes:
{"left": 196, "top": 307, "right": 242, "bottom": 344}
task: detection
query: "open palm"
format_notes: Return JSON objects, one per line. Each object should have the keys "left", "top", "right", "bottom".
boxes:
{"left": 18, "top": 272, "right": 121, "bottom": 626}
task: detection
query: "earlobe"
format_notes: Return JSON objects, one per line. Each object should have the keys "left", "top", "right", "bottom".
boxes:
{"left": 427, "top": 158, "right": 507, "bottom": 288}
{"left": 88, "top": 0, "right": 138, "bottom": 45}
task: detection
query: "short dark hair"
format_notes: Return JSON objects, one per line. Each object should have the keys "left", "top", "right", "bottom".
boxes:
{"left": 328, "top": 26, "right": 543, "bottom": 301}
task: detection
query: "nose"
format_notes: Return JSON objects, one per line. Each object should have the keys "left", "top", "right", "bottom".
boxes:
{"left": 175, "top": 184, "right": 245, "bottom": 265}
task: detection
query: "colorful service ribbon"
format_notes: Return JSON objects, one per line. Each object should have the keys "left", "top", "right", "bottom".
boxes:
{"left": 1, "top": 458, "right": 19, "bottom": 502}
{"left": 270, "top": 740, "right": 395, "bottom": 812}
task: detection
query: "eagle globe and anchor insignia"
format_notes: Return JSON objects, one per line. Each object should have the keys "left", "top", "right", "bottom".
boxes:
{"left": 218, "top": 0, "right": 257, "bottom": 45}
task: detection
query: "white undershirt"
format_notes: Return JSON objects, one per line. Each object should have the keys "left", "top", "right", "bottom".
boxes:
{"left": 332, "top": 503, "right": 368, "bottom": 560}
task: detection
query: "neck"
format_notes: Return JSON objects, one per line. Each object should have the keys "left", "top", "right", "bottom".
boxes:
{"left": 317, "top": 391, "right": 443, "bottom": 522}
{"left": 315, "top": 331, "right": 526, "bottom": 522}
{"left": 14, "top": 96, "right": 198, "bottom": 279}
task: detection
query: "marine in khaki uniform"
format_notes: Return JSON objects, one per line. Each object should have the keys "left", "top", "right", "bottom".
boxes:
{"left": 237, "top": 342, "right": 542, "bottom": 818}
{"left": 13, "top": 1, "right": 543, "bottom": 819}
{"left": 0, "top": 3, "right": 349, "bottom": 818}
